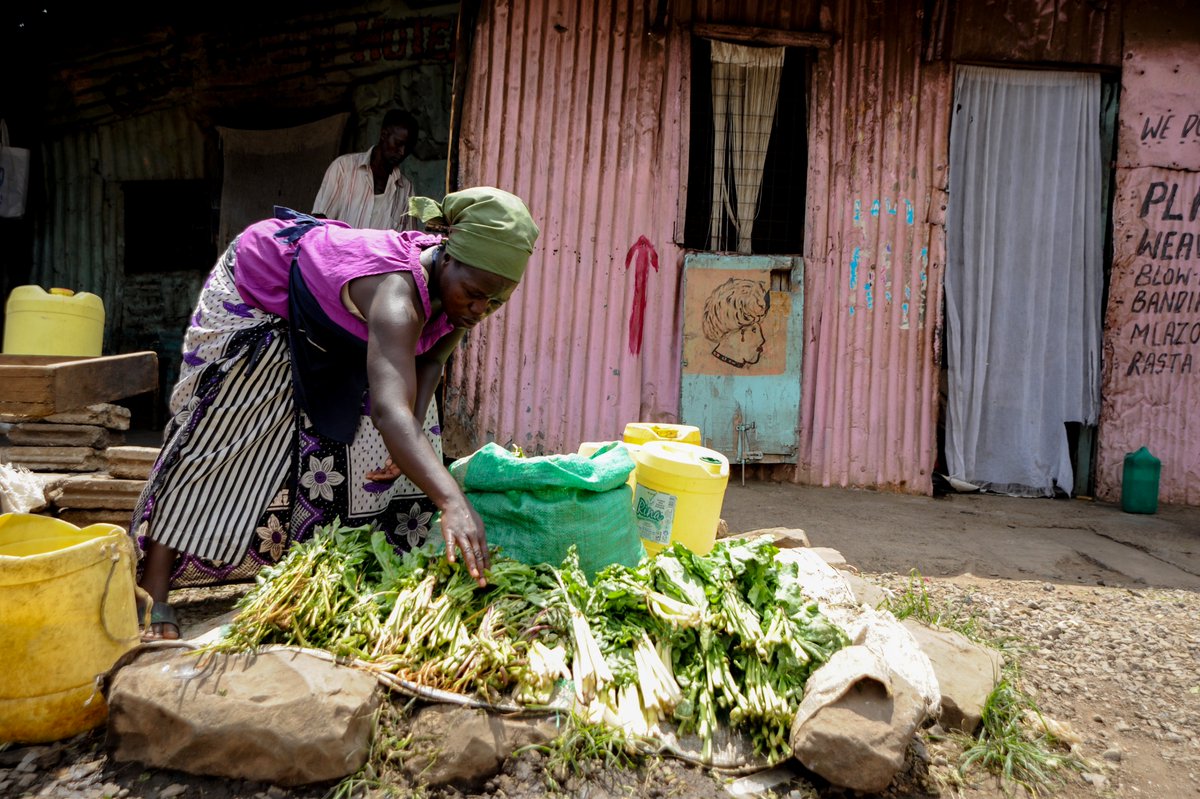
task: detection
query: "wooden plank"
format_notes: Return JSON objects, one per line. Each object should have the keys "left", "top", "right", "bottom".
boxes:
{"left": 692, "top": 23, "right": 834, "bottom": 49}
{"left": 0, "top": 352, "right": 158, "bottom": 416}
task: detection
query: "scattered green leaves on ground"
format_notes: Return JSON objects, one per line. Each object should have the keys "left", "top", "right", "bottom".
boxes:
{"left": 886, "top": 570, "right": 1087, "bottom": 795}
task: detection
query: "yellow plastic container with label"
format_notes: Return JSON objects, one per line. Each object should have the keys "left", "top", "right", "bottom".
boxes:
{"left": 3, "top": 286, "right": 105, "bottom": 357}
{"left": 578, "top": 440, "right": 641, "bottom": 495}
{"left": 0, "top": 514, "right": 138, "bottom": 744}
{"left": 633, "top": 441, "right": 729, "bottom": 556}
{"left": 622, "top": 422, "right": 702, "bottom": 447}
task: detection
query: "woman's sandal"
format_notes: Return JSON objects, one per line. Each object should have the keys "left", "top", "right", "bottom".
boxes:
{"left": 136, "top": 598, "right": 181, "bottom": 641}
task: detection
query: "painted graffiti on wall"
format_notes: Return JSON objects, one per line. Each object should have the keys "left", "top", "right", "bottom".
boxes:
{"left": 1118, "top": 43, "right": 1200, "bottom": 172}
{"left": 1096, "top": 26, "right": 1200, "bottom": 506}
{"left": 847, "top": 196, "right": 928, "bottom": 328}
{"left": 682, "top": 269, "right": 790, "bottom": 376}
{"left": 1124, "top": 180, "right": 1200, "bottom": 377}
{"left": 1099, "top": 168, "right": 1200, "bottom": 504}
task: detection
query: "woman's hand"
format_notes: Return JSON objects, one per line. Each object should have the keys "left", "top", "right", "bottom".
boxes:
{"left": 365, "top": 458, "right": 402, "bottom": 482}
{"left": 440, "top": 498, "right": 490, "bottom": 586}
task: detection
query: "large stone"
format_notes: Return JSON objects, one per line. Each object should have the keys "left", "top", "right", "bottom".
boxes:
{"left": 734, "top": 526, "right": 812, "bottom": 549}
{"left": 8, "top": 423, "right": 115, "bottom": 449}
{"left": 810, "top": 546, "right": 849, "bottom": 570}
{"left": 901, "top": 619, "right": 1004, "bottom": 733}
{"left": 107, "top": 648, "right": 380, "bottom": 786}
{"left": 403, "top": 705, "right": 559, "bottom": 789}
{"left": 105, "top": 446, "right": 161, "bottom": 480}
{"left": 0, "top": 446, "right": 103, "bottom": 472}
{"left": 843, "top": 572, "right": 889, "bottom": 608}
{"left": 52, "top": 476, "right": 145, "bottom": 510}
{"left": 791, "top": 646, "right": 926, "bottom": 794}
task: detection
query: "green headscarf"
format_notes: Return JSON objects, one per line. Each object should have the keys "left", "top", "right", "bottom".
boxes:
{"left": 409, "top": 187, "right": 539, "bottom": 282}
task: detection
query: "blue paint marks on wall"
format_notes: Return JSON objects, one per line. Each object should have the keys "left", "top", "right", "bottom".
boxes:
{"left": 849, "top": 247, "right": 861, "bottom": 290}
{"left": 856, "top": 197, "right": 917, "bottom": 226}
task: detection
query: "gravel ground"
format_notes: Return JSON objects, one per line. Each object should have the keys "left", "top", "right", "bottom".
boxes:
{"left": 875, "top": 573, "right": 1200, "bottom": 798}
{"left": 2, "top": 572, "right": 1198, "bottom": 799}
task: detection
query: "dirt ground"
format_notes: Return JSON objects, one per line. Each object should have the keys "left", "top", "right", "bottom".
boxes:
{"left": 3, "top": 485, "right": 1198, "bottom": 798}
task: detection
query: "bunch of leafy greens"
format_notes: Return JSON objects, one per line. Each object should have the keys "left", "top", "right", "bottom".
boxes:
{"left": 213, "top": 523, "right": 846, "bottom": 764}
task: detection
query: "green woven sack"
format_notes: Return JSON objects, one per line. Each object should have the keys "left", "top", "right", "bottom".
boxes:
{"left": 442, "top": 441, "right": 645, "bottom": 577}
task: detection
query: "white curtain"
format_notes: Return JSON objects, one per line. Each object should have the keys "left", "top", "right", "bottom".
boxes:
{"left": 946, "top": 66, "right": 1104, "bottom": 497}
{"left": 709, "top": 41, "right": 785, "bottom": 253}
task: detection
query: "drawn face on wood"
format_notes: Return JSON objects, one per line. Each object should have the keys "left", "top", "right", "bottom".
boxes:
{"left": 702, "top": 278, "right": 771, "bottom": 368}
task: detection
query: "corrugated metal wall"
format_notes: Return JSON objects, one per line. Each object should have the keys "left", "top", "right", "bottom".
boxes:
{"left": 798, "top": 1, "right": 949, "bottom": 492}
{"left": 951, "top": 0, "right": 1123, "bottom": 66}
{"left": 447, "top": 0, "right": 689, "bottom": 455}
{"left": 1095, "top": 0, "right": 1200, "bottom": 505}
{"left": 26, "top": 3, "right": 459, "bottom": 358}
{"left": 450, "top": 0, "right": 947, "bottom": 494}
{"left": 32, "top": 108, "right": 206, "bottom": 346}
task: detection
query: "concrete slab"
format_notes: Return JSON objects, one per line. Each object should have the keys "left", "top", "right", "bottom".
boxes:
{"left": 720, "top": 483, "right": 1200, "bottom": 591}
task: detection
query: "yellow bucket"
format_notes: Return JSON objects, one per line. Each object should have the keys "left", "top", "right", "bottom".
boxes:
{"left": 633, "top": 441, "right": 729, "bottom": 556}
{"left": 622, "top": 423, "right": 701, "bottom": 447}
{"left": 578, "top": 441, "right": 641, "bottom": 495}
{"left": 3, "top": 286, "right": 106, "bottom": 357}
{"left": 0, "top": 514, "right": 139, "bottom": 744}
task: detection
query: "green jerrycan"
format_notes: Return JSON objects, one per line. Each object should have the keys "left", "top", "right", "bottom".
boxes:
{"left": 1121, "top": 447, "right": 1161, "bottom": 514}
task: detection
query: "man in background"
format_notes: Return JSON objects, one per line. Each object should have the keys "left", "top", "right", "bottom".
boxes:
{"left": 313, "top": 109, "right": 419, "bottom": 230}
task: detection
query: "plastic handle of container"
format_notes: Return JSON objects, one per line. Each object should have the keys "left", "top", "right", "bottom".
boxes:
{"left": 49, "top": 287, "right": 76, "bottom": 297}
{"left": 100, "top": 543, "right": 140, "bottom": 646}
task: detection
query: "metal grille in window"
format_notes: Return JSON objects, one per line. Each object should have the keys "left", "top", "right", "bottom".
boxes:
{"left": 684, "top": 40, "right": 809, "bottom": 255}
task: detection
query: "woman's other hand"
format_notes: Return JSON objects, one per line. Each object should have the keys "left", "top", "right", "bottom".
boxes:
{"left": 440, "top": 498, "right": 490, "bottom": 586}
{"left": 365, "top": 457, "right": 402, "bottom": 482}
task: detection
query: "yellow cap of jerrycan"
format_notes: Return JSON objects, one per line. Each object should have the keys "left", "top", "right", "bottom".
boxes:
{"left": 622, "top": 422, "right": 701, "bottom": 447}
{"left": 633, "top": 441, "right": 729, "bottom": 557}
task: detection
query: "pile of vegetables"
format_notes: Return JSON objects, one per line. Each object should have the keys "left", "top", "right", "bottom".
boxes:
{"left": 214, "top": 523, "right": 848, "bottom": 764}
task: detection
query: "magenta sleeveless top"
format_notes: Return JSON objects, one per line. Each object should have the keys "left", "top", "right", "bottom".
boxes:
{"left": 233, "top": 218, "right": 455, "bottom": 355}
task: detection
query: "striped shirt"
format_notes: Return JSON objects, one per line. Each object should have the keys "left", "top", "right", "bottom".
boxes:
{"left": 312, "top": 146, "right": 416, "bottom": 231}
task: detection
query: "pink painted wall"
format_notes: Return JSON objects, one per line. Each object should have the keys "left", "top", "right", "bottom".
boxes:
{"left": 446, "top": 0, "right": 688, "bottom": 456}
{"left": 796, "top": 2, "right": 950, "bottom": 492}
{"left": 449, "top": 0, "right": 948, "bottom": 494}
{"left": 1097, "top": 2, "right": 1200, "bottom": 505}
{"left": 451, "top": 0, "right": 1199, "bottom": 505}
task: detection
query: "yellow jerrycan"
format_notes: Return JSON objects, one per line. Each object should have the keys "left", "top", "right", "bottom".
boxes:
{"left": 622, "top": 422, "right": 701, "bottom": 447}
{"left": 3, "top": 286, "right": 105, "bottom": 357}
{"left": 0, "top": 514, "right": 139, "bottom": 744}
{"left": 633, "top": 441, "right": 730, "bottom": 556}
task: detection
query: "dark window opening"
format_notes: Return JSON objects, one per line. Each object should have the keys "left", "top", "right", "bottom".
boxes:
{"left": 123, "top": 180, "right": 214, "bottom": 274}
{"left": 684, "top": 39, "right": 809, "bottom": 255}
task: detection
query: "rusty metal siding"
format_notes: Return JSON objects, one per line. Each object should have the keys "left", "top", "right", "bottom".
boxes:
{"left": 1095, "top": 3, "right": 1200, "bottom": 506}
{"left": 450, "top": 0, "right": 948, "bottom": 495}
{"left": 797, "top": 1, "right": 949, "bottom": 492}
{"left": 951, "top": 0, "right": 1123, "bottom": 67}
{"left": 32, "top": 108, "right": 206, "bottom": 348}
{"left": 448, "top": 0, "right": 689, "bottom": 455}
